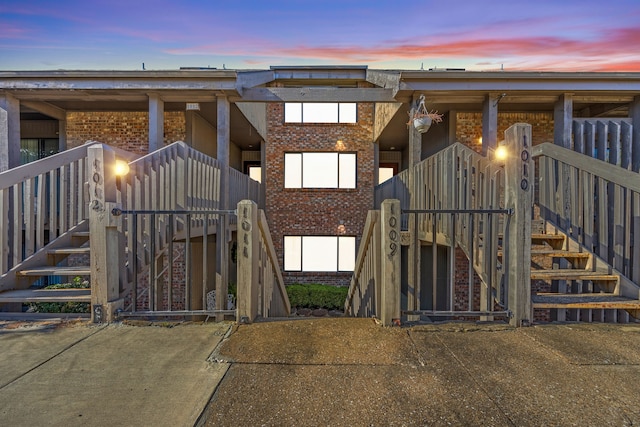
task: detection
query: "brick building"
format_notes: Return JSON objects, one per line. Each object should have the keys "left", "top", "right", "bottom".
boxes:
{"left": 2, "top": 66, "right": 640, "bottom": 323}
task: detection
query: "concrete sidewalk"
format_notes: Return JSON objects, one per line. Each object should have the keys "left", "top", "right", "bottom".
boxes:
{"left": 204, "top": 318, "right": 640, "bottom": 426}
{"left": 0, "top": 321, "right": 231, "bottom": 427}
{"left": 1, "top": 318, "right": 639, "bottom": 426}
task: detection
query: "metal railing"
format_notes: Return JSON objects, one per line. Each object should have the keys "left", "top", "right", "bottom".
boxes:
{"left": 112, "top": 208, "right": 237, "bottom": 319}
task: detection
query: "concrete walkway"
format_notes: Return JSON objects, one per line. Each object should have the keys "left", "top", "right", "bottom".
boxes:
{"left": 0, "top": 321, "right": 231, "bottom": 426}
{"left": 1, "top": 318, "right": 640, "bottom": 426}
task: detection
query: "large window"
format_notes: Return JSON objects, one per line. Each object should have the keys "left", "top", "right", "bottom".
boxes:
{"left": 284, "top": 236, "right": 356, "bottom": 272}
{"left": 285, "top": 103, "right": 357, "bottom": 123}
{"left": 285, "top": 152, "right": 356, "bottom": 189}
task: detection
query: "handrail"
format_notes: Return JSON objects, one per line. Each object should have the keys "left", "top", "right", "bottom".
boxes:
{"left": 237, "top": 200, "right": 290, "bottom": 322}
{"left": 533, "top": 142, "right": 640, "bottom": 291}
{"left": 344, "top": 209, "right": 380, "bottom": 317}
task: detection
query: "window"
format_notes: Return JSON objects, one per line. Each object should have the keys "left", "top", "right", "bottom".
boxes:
{"left": 284, "top": 236, "right": 356, "bottom": 272}
{"left": 285, "top": 103, "right": 357, "bottom": 123}
{"left": 378, "top": 163, "right": 398, "bottom": 184}
{"left": 285, "top": 152, "right": 356, "bottom": 189}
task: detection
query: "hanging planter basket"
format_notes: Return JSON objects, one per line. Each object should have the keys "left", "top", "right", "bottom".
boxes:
{"left": 413, "top": 115, "right": 433, "bottom": 133}
{"left": 407, "top": 94, "right": 443, "bottom": 134}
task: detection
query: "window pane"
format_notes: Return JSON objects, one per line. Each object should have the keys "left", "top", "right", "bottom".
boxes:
{"left": 378, "top": 167, "right": 395, "bottom": 184}
{"left": 303, "top": 103, "right": 338, "bottom": 123}
{"left": 248, "top": 166, "right": 262, "bottom": 183}
{"left": 338, "top": 153, "right": 356, "bottom": 188}
{"left": 338, "top": 236, "right": 356, "bottom": 271}
{"left": 284, "top": 236, "right": 302, "bottom": 271}
{"left": 284, "top": 153, "right": 302, "bottom": 188}
{"left": 339, "top": 103, "right": 357, "bottom": 123}
{"left": 303, "top": 153, "right": 338, "bottom": 188}
{"left": 285, "top": 103, "right": 302, "bottom": 122}
{"left": 302, "top": 236, "right": 337, "bottom": 271}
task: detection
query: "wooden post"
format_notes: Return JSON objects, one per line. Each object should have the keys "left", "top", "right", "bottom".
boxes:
{"left": 237, "top": 200, "right": 259, "bottom": 323}
{"left": 380, "top": 199, "right": 401, "bottom": 326}
{"left": 148, "top": 93, "right": 164, "bottom": 153}
{"left": 88, "top": 144, "right": 124, "bottom": 322}
{"left": 216, "top": 95, "right": 231, "bottom": 320}
{"left": 630, "top": 96, "right": 640, "bottom": 173}
{"left": 407, "top": 99, "right": 421, "bottom": 319}
{"left": 482, "top": 93, "right": 499, "bottom": 155}
{"left": 503, "top": 124, "right": 533, "bottom": 326}
{"left": 554, "top": 94, "right": 573, "bottom": 149}
{"left": 0, "top": 93, "right": 21, "bottom": 171}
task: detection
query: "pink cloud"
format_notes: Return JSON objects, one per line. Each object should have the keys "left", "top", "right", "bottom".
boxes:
{"left": 167, "top": 26, "right": 637, "bottom": 71}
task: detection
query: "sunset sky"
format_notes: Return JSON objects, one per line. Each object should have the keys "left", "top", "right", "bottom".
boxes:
{"left": 1, "top": 0, "right": 639, "bottom": 72}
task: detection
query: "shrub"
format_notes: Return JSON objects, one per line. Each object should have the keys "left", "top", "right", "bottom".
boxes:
{"left": 27, "top": 276, "right": 90, "bottom": 314}
{"left": 285, "top": 283, "right": 348, "bottom": 311}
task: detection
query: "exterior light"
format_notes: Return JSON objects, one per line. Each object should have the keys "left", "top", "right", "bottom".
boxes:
{"left": 495, "top": 145, "right": 508, "bottom": 161}
{"left": 186, "top": 102, "right": 200, "bottom": 111}
{"left": 114, "top": 160, "right": 130, "bottom": 176}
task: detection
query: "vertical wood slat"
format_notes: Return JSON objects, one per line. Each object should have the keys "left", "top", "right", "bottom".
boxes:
{"left": 23, "top": 179, "right": 35, "bottom": 259}
{"left": 0, "top": 188, "right": 8, "bottom": 273}
{"left": 12, "top": 184, "right": 22, "bottom": 267}
{"left": 620, "top": 121, "right": 633, "bottom": 170}
{"left": 633, "top": 195, "right": 640, "bottom": 284}
{"left": 597, "top": 177, "right": 609, "bottom": 261}
{"left": 69, "top": 160, "right": 78, "bottom": 226}
{"left": 77, "top": 157, "right": 86, "bottom": 222}
{"left": 36, "top": 173, "right": 46, "bottom": 250}
{"left": 573, "top": 121, "right": 585, "bottom": 154}
{"left": 59, "top": 165, "right": 68, "bottom": 234}
{"left": 48, "top": 169, "right": 58, "bottom": 240}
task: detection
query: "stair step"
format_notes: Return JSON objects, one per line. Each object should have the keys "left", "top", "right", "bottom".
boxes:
{"left": 16, "top": 266, "right": 91, "bottom": 277}
{"left": 0, "top": 312, "right": 90, "bottom": 321}
{"left": 530, "top": 270, "right": 618, "bottom": 281}
{"left": 532, "top": 293, "right": 640, "bottom": 310}
{"left": 0, "top": 288, "right": 91, "bottom": 303}
{"left": 73, "top": 231, "right": 91, "bottom": 238}
{"left": 48, "top": 247, "right": 91, "bottom": 255}
{"left": 530, "top": 250, "right": 590, "bottom": 258}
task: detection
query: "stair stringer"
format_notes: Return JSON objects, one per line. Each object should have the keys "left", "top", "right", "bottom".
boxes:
{"left": 0, "top": 220, "right": 90, "bottom": 291}
{"left": 544, "top": 221, "right": 640, "bottom": 300}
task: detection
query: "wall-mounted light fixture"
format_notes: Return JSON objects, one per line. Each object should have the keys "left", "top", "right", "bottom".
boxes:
{"left": 186, "top": 102, "right": 200, "bottom": 111}
{"left": 114, "top": 159, "right": 130, "bottom": 176}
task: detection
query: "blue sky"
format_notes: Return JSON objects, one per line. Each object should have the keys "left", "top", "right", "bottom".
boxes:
{"left": 1, "top": 0, "right": 639, "bottom": 71}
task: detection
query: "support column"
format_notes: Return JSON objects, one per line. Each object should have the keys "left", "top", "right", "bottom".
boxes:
{"left": 504, "top": 123, "right": 533, "bottom": 326}
{"left": 381, "top": 199, "right": 401, "bottom": 326}
{"left": 407, "top": 98, "right": 422, "bottom": 319}
{"left": 554, "top": 94, "right": 573, "bottom": 148}
{"left": 148, "top": 93, "right": 164, "bottom": 152}
{"left": 0, "top": 93, "right": 21, "bottom": 171}
{"left": 237, "top": 200, "right": 259, "bottom": 323}
{"left": 631, "top": 96, "right": 640, "bottom": 173}
{"left": 87, "top": 144, "right": 124, "bottom": 322}
{"left": 482, "top": 93, "right": 499, "bottom": 154}
{"left": 216, "top": 95, "right": 231, "bottom": 318}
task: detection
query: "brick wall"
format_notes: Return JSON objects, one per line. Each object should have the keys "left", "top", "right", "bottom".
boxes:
{"left": 265, "top": 100, "right": 375, "bottom": 287}
{"left": 66, "top": 111, "right": 186, "bottom": 154}
{"left": 456, "top": 112, "right": 554, "bottom": 153}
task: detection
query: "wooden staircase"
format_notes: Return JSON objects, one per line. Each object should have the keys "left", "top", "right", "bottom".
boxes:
{"left": 528, "top": 226, "right": 640, "bottom": 323}
{"left": 0, "top": 224, "right": 92, "bottom": 321}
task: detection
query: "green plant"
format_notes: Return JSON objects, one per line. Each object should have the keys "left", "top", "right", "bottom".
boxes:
{"left": 285, "top": 283, "right": 348, "bottom": 311}
{"left": 27, "top": 276, "right": 90, "bottom": 314}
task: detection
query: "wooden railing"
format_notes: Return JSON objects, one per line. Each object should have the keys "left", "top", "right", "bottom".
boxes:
{"left": 344, "top": 199, "right": 401, "bottom": 325}
{"left": 571, "top": 118, "right": 636, "bottom": 171}
{"left": 345, "top": 209, "right": 380, "bottom": 318}
{"left": 369, "top": 124, "right": 533, "bottom": 325}
{"left": 533, "top": 142, "right": 640, "bottom": 297}
{"left": 113, "top": 142, "right": 267, "bottom": 315}
{"left": 0, "top": 143, "right": 136, "bottom": 289}
{"left": 237, "top": 200, "right": 290, "bottom": 322}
